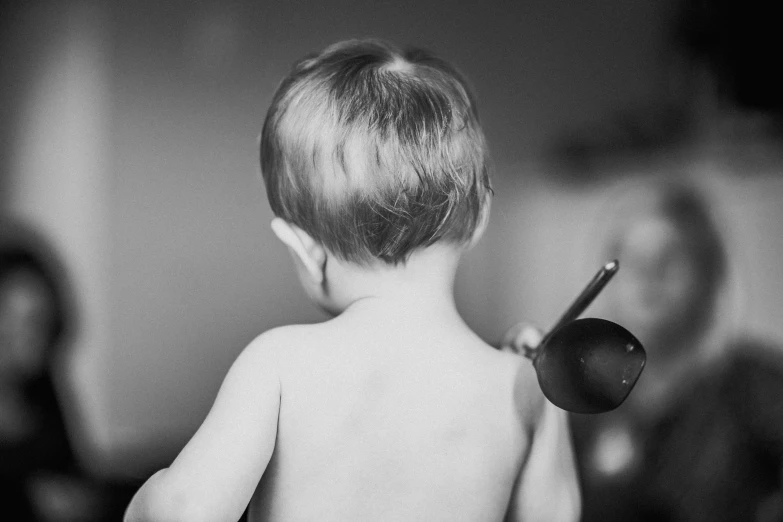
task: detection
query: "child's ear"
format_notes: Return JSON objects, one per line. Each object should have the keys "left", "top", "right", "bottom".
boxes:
{"left": 270, "top": 218, "right": 327, "bottom": 284}
{"left": 467, "top": 193, "right": 492, "bottom": 248}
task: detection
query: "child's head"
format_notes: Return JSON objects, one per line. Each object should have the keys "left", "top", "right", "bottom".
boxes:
{"left": 261, "top": 39, "right": 491, "bottom": 268}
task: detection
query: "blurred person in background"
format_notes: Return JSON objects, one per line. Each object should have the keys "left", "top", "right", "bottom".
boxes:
{"left": 506, "top": 179, "right": 783, "bottom": 522}
{"left": 572, "top": 179, "right": 783, "bottom": 522}
{"left": 0, "top": 218, "right": 133, "bottom": 521}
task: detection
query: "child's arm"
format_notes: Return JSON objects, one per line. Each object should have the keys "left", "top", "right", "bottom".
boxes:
{"left": 507, "top": 398, "right": 581, "bottom": 522}
{"left": 501, "top": 324, "right": 581, "bottom": 522}
{"left": 124, "top": 333, "right": 282, "bottom": 522}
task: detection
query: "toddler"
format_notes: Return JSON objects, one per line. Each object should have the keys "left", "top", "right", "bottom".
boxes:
{"left": 125, "top": 39, "right": 579, "bottom": 522}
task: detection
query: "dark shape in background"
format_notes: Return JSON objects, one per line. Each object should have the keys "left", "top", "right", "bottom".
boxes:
{"left": 546, "top": 0, "right": 783, "bottom": 183}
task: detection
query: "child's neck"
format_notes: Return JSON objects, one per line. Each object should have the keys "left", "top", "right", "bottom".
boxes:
{"left": 326, "top": 244, "right": 462, "bottom": 318}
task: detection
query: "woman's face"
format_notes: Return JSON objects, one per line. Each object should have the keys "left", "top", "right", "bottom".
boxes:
{"left": 0, "top": 269, "right": 55, "bottom": 380}
{"left": 609, "top": 215, "right": 704, "bottom": 350}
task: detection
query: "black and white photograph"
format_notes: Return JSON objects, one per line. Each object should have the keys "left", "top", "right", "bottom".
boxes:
{"left": 2, "top": 1, "right": 782, "bottom": 520}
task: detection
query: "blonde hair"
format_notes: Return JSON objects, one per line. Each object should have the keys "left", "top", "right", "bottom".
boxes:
{"left": 260, "top": 39, "right": 491, "bottom": 264}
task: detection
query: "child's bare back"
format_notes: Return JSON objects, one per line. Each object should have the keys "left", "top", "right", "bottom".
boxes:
{"left": 248, "top": 303, "right": 536, "bottom": 521}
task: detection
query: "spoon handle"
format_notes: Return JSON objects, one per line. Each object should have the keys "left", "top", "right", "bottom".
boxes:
{"left": 532, "top": 260, "right": 619, "bottom": 356}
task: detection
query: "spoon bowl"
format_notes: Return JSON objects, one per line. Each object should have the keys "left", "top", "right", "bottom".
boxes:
{"left": 533, "top": 318, "right": 646, "bottom": 414}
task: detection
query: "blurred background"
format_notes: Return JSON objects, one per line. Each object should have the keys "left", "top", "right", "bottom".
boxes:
{"left": 2, "top": 0, "right": 783, "bottom": 518}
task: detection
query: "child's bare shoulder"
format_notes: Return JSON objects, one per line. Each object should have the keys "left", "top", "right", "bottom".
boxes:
{"left": 246, "top": 323, "right": 322, "bottom": 354}
{"left": 243, "top": 323, "right": 331, "bottom": 369}
{"left": 223, "top": 327, "right": 297, "bottom": 380}
{"left": 489, "top": 348, "right": 547, "bottom": 432}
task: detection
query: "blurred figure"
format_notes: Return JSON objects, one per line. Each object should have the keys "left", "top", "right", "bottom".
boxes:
{"left": 570, "top": 180, "right": 783, "bottom": 522}
{"left": 0, "top": 218, "right": 133, "bottom": 521}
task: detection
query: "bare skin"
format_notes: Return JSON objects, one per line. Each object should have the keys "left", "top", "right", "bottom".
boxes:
{"left": 251, "top": 302, "right": 530, "bottom": 521}
{"left": 125, "top": 220, "right": 580, "bottom": 522}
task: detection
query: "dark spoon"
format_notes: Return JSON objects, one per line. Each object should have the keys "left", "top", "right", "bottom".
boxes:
{"left": 522, "top": 261, "right": 646, "bottom": 414}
